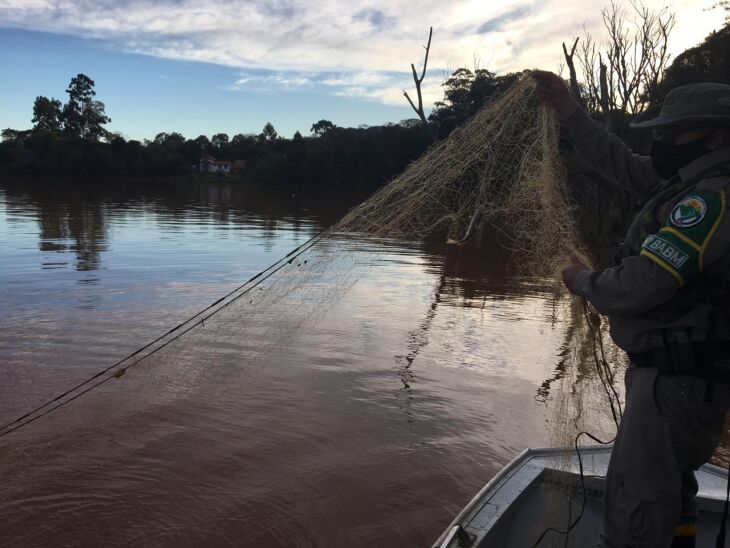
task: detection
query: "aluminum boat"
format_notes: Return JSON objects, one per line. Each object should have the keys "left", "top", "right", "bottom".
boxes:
{"left": 434, "top": 445, "right": 729, "bottom": 547}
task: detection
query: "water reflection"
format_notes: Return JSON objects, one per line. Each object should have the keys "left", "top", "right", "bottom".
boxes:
{"left": 2, "top": 179, "right": 365, "bottom": 275}
{"left": 394, "top": 273, "right": 446, "bottom": 424}
{"left": 34, "top": 193, "right": 108, "bottom": 271}
{"left": 0, "top": 178, "right": 578, "bottom": 547}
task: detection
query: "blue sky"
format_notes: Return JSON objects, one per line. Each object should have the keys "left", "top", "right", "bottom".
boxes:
{"left": 0, "top": 29, "right": 415, "bottom": 139}
{"left": 0, "top": 0, "right": 724, "bottom": 140}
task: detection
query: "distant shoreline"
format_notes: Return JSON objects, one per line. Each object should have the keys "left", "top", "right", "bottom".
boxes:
{"left": 0, "top": 174, "right": 385, "bottom": 187}
{"left": 0, "top": 174, "right": 264, "bottom": 185}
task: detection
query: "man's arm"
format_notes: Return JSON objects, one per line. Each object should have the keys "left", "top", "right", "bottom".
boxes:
{"left": 563, "top": 108, "right": 659, "bottom": 201}
{"left": 569, "top": 257, "right": 677, "bottom": 316}
{"left": 533, "top": 71, "right": 660, "bottom": 201}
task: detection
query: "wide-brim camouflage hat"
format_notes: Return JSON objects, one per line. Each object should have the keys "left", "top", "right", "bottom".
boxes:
{"left": 631, "top": 82, "right": 730, "bottom": 129}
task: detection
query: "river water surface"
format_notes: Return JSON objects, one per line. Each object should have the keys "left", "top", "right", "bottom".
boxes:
{"left": 0, "top": 179, "right": 578, "bottom": 547}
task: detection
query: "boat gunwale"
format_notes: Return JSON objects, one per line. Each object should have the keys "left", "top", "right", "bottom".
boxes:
{"left": 433, "top": 445, "right": 728, "bottom": 548}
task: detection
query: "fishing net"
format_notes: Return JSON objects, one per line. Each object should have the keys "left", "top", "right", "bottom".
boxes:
{"left": 336, "top": 74, "right": 621, "bottom": 448}
{"left": 2, "top": 73, "right": 623, "bottom": 493}
{"left": 336, "top": 75, "right": 589, "bottom": 276}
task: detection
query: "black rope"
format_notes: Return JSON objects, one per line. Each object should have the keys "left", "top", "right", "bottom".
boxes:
{"left": 563, "top": 495, "right": 573, "bottom": 548}
{"left": 0, "top": 227, "right": 334, "bottom": 439}
{"left": 717, "top": 458, "right": 730, "bottom": 548}
{"left": 529, "top": 431, "right": 614, "bottom": 548}
{"left": 531, "top": 300, "right": 619, "bottom": 547}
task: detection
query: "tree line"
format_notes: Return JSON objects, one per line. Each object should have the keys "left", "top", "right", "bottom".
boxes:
{"left": 0, "top": 67, "right": 529, "bottom": 184}
{"left": 1, "top": 13, "right": 728, "bottom": 185}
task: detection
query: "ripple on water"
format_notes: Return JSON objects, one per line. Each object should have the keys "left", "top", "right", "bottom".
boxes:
{"left": 0, "top": 179, "right": 571, "bottom": 547}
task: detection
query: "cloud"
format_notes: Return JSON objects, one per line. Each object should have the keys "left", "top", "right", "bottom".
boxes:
{"left": 321, "top": 71, "right": 443, "bottom": 106}
{"left": 0, "top": 0, "right": 723, "bottom": 107}
{"left": 476, "top": 6, "right": 531, "bottom": 34}
{"left": 226, "top": 71, "right": 315, "bottom": 92}
{"left": 223, "top": 68, "right": 433, "bottom": 107}
{"left": 321, "top": 72, "right": 391, "bottom": 87}
{"left": 352, "top": 8, "right": 394, "bottom": 29}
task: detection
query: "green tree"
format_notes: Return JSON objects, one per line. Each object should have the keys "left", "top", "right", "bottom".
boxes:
{"left": 105, "top": 131, "right": 125, "bottom": 145}
{"left": 211, "top": 133, "right": 229, "bottom": 148}
{"left": 230, "top": 133, "right": 257, "bottom": 160}
{"left": 194, "top": 135, "right": 210, "bottom": 151}
{"left": 32, "top": 96, "right": 63, "bottom": 133}
{"left": 154, "top": 132, "right": 185, "bottom": 147}
{"left": 310, "top": 119, "right": 335, "bottom": 136}
{"left": 231, "top": 133, "right": 255, "bottom": 146}
{"left": 1, "top": 128, "right": 21, "bottom": 142}
{"left": 260, "top": 122, "right": 278, "bottom": 141}
{"left": 61, "top": 74, "right": 111, "bottom": 140}
{"left": 429, "top": 68, "right": 520, "bottom": 137}
{"left": 438, "top": 68, "right": 474, "bottom": 111}
{"left": 657, "top": 22, "right": 730, "bottom": 97}
{"left": 81, "top": 100, "right": 110, "bottom": 141}
{"left": 165, "top": 132, "right": 185, "bottom": 147}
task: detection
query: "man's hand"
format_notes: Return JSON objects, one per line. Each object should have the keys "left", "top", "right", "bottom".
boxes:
{"left": 562, "top": 256, "right": 588, "bottom": 293}
{"left": 532, "top": 71, "right": 579, "bottom": 122}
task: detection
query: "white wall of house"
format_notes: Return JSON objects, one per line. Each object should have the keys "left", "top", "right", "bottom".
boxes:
{"left": 200, "top": 160, "right": 231, "bottom": 173}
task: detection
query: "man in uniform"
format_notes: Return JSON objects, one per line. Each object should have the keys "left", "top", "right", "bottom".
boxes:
{"left": 532, "top": 71, "right": 730, "bottom": 547}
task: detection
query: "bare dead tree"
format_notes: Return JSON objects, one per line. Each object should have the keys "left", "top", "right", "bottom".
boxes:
{"left": 636, "top": 2, "right": 674, "bottom": 105}
{"left": 598, "top": 53, "right": 612, "bottom": 130}
{"left": 576, "top": 1, "right": 675, "bottom": 132}
{"left": 578, "top": 31, "right": 602, "bottom": 114}
{"left": 404, "top": 27, "right": 435, "bottom": 143}
{"left": 562, "top": 37, "right": 583, "bottom": 105}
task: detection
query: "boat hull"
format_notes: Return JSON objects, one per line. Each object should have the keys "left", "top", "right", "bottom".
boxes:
{"left": 434, "top": 446, "right": 729, "bottom": 547}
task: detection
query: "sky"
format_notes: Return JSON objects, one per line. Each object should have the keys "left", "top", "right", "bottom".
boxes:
{"left": 0, "top": 0, "right": 725, "bottom": 140}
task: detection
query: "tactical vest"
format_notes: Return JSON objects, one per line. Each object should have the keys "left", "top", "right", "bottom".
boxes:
{"left": 616, "top": 177, "right": 695, "bottom": 261}
{"left": 619, "top": 163, "right": 730, "bottom": 259}
{"left": 622, "top": 164, "right": 730, "bottom": 384}
{"left": 615, "top": 176, "right": 705, "bottom": 323}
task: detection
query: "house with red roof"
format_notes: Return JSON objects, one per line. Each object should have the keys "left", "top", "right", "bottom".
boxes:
{"left": 199, "top": 154, "right": 231, "bottom": 174}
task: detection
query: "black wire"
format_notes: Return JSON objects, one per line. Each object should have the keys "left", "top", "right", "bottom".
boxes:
{"left": 717, "top": 459, "right": 730, "bottom": 548}
{"left": 0, "top": 227, "right": 334, "bottom": 439}
{"left": 529, "top": 301, "right": 622, "bottom": 547}
{"left": 529, "top": 432, "right": 614, "bottom": 548}
{"left": 564, "top": 496, "right": 572, "bottom": 548}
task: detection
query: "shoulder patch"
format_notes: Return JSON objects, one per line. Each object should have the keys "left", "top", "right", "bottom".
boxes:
{"left": 670, "top": 195, "right": 706, "bottom": 228}
{"left": 640, "top": 189, "right": 726, "bottom": 285}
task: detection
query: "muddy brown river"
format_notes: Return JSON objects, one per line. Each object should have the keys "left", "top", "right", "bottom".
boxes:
{"left": 0, "top": 179, "right": 593, "bottom": 547}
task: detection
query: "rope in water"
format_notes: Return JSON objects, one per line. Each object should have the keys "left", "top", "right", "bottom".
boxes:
{"left": 0, "top": 227, "right": 334, "bottom": 439}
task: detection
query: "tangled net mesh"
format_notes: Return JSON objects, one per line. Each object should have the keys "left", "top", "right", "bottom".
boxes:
{"left": 336, "top": 75, "right": 590, "bottom": 277}
{"left": 337, "top": 73, "right": 621, "bottom": 456}
{"left": 3, "top": 73, "right": 623, "bottom": 500}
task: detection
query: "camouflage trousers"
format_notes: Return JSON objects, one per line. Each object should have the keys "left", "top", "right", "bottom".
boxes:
{"left": 603, "top": 366, "right": 730, "bottom": 547}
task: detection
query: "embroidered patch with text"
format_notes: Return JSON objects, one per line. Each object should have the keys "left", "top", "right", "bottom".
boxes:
{"left": 639, "top": 190, "right": 725, "bottom": 286}
{"left": 641, "top": 234, "right": 690, "bottom": 270}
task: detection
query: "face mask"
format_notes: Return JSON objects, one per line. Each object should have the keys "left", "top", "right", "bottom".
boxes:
{"left": 650, "top": 134, "right": 711, "bottom": 179}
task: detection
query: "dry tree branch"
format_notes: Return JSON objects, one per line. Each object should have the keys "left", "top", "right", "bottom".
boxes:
{"left": 575, "top": 1, "right": 675, "bottom": 132}
{"left": 578, "top": 31, "right": 601, "bottom": 113}
{"left": 562, "top": 37, "right": 583, "bottom": 106}
{"left": 404, "top": 26, "right": 435, "bottom": 143}
{"left": 599, "top": 54, "right": 610, "bottom": 117}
